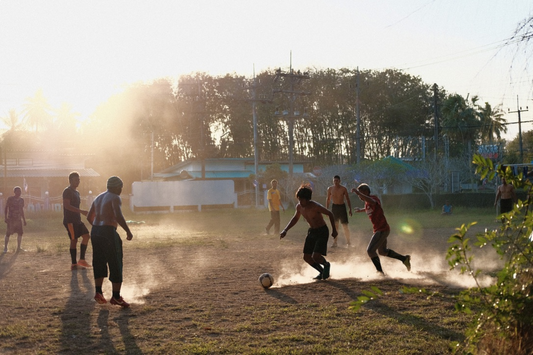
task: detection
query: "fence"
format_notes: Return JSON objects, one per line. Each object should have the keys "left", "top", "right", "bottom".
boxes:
{"left": 0, "top": 193, "right": 130, "bottom": 213}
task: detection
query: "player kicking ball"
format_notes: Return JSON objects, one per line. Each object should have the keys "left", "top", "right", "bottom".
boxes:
{"left": 280, "top": 184, "right": 337, "bottom": 280}
{"left": 352, "top": 183, "right": 411, "bottom": 275}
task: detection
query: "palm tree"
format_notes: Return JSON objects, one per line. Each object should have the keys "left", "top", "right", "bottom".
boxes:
{"left": 55, "top": 102, "right": 80, "bottom": 133}
{"left": 0, "top": 109, "right": 22, "bottom": 131}
{"left": 21, "top": 89, "right": 53, "bottom": 132}
{"left": 441, "top": 94, "right": 480, "bottom": 145}
{"left": 477, "top": 102, "right": 506, "bottom": 144}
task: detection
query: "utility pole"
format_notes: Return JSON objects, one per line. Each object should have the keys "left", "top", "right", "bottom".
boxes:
{"left": 508, "top": 96, "right": 528, "bottom": 163}
{"left": 432, "top": 83, "right": 439, "bottom": 161}
{"left": 355, "top": 68, "right": 361, "bottom": 164}
{"left": 273, "top": 52, "right": 310, "bottom": 179}
{"left": 246, "top": 67, "right": 272, "bottom": 207}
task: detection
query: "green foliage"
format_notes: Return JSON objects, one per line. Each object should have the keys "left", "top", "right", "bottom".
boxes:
{"left": 260, "top": 163, "right": 288, "bottom": 185}
{"left": 505, "top": 130, "right": 533, "bottom": 164}
{"left": 446, "top": 154, "right": 533, "bottom": 354}
{"left": 348, "top": 286, "right": 383, "bottom": 312}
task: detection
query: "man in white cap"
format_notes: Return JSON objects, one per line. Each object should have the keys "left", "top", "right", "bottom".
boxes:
{"left": 87, "top": 176, "right": 133, "bottom": 308}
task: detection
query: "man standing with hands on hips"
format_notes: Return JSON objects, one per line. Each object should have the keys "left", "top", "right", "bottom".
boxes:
{"left": 326, "top": 175, "right": 352, "bottom": 247}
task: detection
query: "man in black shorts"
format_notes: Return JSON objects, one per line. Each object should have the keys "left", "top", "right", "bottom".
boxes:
{"left": 88, "top": 176, "right": 133, "bottom": 308}
{"left": 494, "top": 177, "right": 516, "bottom": 216}
{"left": 326, "top": 175, "right": 352, "bottom": 247}
{"left": 63, "top": 172, "right": 91, "bottom": 270}
{"left": 280, "top": 185, "right": 337, "bottom": 280}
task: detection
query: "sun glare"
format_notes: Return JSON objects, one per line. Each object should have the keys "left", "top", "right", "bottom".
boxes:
{"left": 396, "top": 218, "right": 423, "bottom": 241}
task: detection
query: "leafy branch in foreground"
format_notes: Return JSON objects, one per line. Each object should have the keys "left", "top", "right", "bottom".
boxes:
{"left": 446, "top": 155, "right": 533, "bottom": 354}
{"left": 348, "top": 286, "right": 383, "bottom": 312}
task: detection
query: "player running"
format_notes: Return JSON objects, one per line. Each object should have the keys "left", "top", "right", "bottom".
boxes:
{"left": 352, "top": 183, "right": 411, "bottom": 275}
{"left": 280, "top": 184, "right": 338, "bottom": 280}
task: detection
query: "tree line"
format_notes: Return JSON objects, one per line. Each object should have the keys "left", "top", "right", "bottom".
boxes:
{"left": 1, "top": 67, "right": 509, "bottom": 185}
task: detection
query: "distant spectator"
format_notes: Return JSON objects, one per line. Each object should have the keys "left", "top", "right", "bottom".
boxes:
{"left": 4, "top": 186, "right": 26, "bottom": 253}
{"left": 441, "top": 200, "right": 453, "bottom": 215}
{"left": 265, "top": 179, "right": 285, "bottom": 235}
{"left": 494, "top": 177, "right": 516, "bottom": 216}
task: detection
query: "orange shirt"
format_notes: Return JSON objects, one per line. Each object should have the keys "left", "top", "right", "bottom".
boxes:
{"left": 267, "top": 188, "right": 282, "bottom": 211}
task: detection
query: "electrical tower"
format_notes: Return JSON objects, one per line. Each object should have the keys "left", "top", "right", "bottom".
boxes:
{"left": 272, "top": 54, "right": 310, "bottom": 179}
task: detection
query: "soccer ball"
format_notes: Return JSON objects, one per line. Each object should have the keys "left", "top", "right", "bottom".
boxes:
{"left": 259, "top": 273, "right": 274, "bottom": 289}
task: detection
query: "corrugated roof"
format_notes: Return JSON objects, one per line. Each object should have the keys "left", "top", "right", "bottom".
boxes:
{"left": 0, "top": 167, "right": 100, "bottom": 178}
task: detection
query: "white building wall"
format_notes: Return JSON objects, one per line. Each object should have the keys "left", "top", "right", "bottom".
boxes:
{"left": 130, "top": 180, "right": 237, "bottom": 212}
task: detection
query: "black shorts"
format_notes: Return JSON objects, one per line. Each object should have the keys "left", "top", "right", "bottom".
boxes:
{"left": 91, "top": 225, "right": 124, "bottom": 283}
{"left": 332, "top": 204, "right": 349, "bottom": 224}
{"left": 64, "top": 222, "right": 89, "bottom": 241}
{"left": 500, "top": 198, "right": 513, "bottom": 214}
{"left": 303, "top": 225, "right": 329, "bottom": 256}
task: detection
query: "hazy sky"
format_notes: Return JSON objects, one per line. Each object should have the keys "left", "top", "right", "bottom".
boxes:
{"left": 0, "top": 0, "right": 532, "bottom": 140}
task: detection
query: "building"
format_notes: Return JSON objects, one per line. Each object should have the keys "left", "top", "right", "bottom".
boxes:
{"left": 139, "top": 158, "right": 308, "bottom": 208}
{"left": 0, "top": 150, "right": 100, "bottom": 210}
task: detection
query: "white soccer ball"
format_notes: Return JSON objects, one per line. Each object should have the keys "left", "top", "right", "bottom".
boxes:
{"left": 259, "top": 273, "right": 274, "bottom": 289}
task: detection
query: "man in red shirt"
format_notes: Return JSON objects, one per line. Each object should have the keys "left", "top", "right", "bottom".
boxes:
{"left": 352, "top": 183, "right": 411, "bottom": 274}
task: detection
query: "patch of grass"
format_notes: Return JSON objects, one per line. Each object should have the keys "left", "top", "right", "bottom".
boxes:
{"left": 0, "top": 208, "right": 486, "bottom": 354}
{"left": 0, "top": 323, "right": 28, "bottom": 338}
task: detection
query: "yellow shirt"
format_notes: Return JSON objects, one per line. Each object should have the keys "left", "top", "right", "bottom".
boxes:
{"left": 267, "top": 188, "right": 282, "bottom": 211}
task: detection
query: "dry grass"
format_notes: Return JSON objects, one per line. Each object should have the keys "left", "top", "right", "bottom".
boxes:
{"left": 0, "top": 208, "right": 501, "bottom": 354}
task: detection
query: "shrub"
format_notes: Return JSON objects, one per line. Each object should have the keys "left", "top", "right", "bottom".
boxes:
{"left": 446, "top": 155, "right": 533, "bottom": 354}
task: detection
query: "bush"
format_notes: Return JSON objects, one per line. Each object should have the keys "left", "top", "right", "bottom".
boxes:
{"left": 446, "top": 155, "right": 533, "bottom": 354}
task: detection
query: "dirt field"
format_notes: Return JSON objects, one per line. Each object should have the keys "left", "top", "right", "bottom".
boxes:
{"left": 0, "top": 209, "right": 500, "bottom": 354}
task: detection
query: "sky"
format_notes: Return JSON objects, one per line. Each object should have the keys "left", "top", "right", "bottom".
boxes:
{"left": 0, "top": 0, "right": 532, "bottom": 141}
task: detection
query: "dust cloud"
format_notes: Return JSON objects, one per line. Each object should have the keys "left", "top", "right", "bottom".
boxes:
{"left": 272, "top": 249, "right": 499, "bottom": 289}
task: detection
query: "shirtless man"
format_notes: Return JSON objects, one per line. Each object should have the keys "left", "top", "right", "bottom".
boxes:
{"left": 494, "top": 177, "right": 516, "bottom": 215}
{"left": 280, "top": 185, "right": 338, "bottom": 280}
{"left": 87, "top": 176, "right": 133, "bottom": 308}
{"left": 326, "top": 175, "right": 352, "bottom": 247}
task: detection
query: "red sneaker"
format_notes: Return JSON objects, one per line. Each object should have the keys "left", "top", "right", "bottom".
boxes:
{"left": 94, "top": 293, "right": 107, "bottom": 304}
{"left": 71, "top": 264, "right": 78, "bottom": 270}
{"left": 77, "top": 259, "right": 91, "bottom": 268}
{"left": 110, "top": 296, "right": 130, "bottom": 308}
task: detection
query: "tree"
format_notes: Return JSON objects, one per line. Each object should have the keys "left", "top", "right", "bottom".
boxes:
{"left": 21, "top": 89, "right": 53, "bottom": 132}
{"left": 358, "top": 69, "right": 433, "bottom": 161}
{"left": 0, "top": 109, "right": 23, "bottom": 131}
{"left": 507, "top": 15, "right": 533, "bottom": 86}
{"left": 403, "top": 157, "right": 447, "bottom": 209}
{"left": 55, "top": 102, "right": 80, "bottom": 133}
{"left": 504, "top": 130, "right": 533, "bottom": 164}
{"left": 82, "top": 78, "right": 181, "bottom": 183}
{"left": 477, "top": 101, "right": 506, "bottom": 144}
{"left": 440, "top": 94, "right": 481, "bottom": 157}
